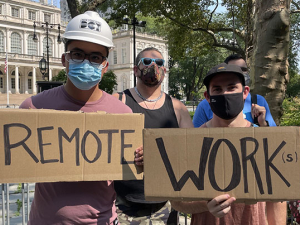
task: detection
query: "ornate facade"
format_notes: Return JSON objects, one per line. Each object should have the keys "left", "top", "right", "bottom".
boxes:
{"left": 0, "top": 0, "right": 169, "bottom": 95}
{"left": 0, "top": 0, "right": 64, "bottom": 94}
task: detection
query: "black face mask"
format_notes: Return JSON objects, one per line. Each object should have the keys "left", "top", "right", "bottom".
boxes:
{"left": 209, "top": 92, "right": 244, "bottom": 120}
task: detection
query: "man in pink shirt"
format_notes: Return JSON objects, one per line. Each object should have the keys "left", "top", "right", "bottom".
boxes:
{"left": 20, "top": 11, "right": 133, "bottom": 224}
{"left": 171, "top": 63, "right": 286, "bottom": 225}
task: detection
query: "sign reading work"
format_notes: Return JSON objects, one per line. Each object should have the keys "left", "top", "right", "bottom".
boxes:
{"left": 144, "top": 127, "right": 300, "bottom": 201}
{"left": 0, "top": 109, "right": 144, "bottom": 183}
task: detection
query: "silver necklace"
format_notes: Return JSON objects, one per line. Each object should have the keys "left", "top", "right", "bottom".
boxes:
{"left": 134, "top": 86, "right": 163, "bottom": 102}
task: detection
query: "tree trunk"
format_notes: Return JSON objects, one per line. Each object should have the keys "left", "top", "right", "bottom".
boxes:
{"left": 251, "top": 0, "right": 291, "bottom": 124}
{"left": 66, "top": 0, "right": 80, "bottom": 18}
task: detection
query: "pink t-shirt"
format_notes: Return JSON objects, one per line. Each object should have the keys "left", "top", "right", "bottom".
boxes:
{"left": 191, "top": 202, "right": 267, "bottom": 225}
{"left": 193, "top": 122, "right": 267, "bottom": 225}
{"left": 20, "top": 85, "right": 132, "bottom": 225}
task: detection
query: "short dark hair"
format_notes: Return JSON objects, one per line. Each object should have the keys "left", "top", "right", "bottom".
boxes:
{"left": 224, "top": 54, "right": 244, "bottom": 64}
{"left": 64, "top": 40, "right": 109, "bottom": 57}
{"left": 135, "top": 47, "right": 163, "bottom": 66}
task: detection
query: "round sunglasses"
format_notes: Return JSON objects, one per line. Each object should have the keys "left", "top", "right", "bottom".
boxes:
{"left": 138, "top": 58, "right": 165, "bottom": 67}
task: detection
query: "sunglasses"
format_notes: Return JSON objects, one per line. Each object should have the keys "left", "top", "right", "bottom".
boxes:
{"left": 138, "top": 58, "right": 165, "bottom": 67}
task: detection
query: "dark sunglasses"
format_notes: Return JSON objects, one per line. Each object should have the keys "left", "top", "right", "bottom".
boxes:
{"left": 138, "top": 58, "right": 165, "bottom": 67}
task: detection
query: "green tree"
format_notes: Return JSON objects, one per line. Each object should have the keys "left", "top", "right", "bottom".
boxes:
{"left": 65, "top": 0, "right": 300, "bottom": 122}
{"left": 52, "top": 69, "right": 67, "bottom": 82}
{"left": 99, "top": 70, "right": 118, "bottom": 94}
{"left": 280, "top": 97, "right": 300, "bottom": 126}
{"left": 106, "top": 0, "right": 299, "bottom": 123}
{"left": 169, "top": 50, "right": 226, "bottom": 100}
{"left": 286, "top": 10, "right": 300, "bottom": 97}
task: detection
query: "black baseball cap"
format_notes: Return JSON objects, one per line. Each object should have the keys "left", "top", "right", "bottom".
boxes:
{"left": 203, "top": 63, "right": 245, "bottom": 87}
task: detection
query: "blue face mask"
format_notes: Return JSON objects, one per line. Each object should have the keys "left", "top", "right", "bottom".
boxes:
{"left": 68, "top": 60, "right": 103, "bottom": 90}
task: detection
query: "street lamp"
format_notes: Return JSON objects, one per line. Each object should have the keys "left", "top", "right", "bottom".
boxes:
{"left": 33, "top": 21, "right": 62, "bottom": 81}
{"left": 39, "top": 55, "right": 47, "bottom": 77}
{"left": 123, "top": 17, "right": 146, "bottom": 86}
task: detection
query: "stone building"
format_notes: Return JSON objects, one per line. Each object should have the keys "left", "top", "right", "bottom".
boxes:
{"left": 0, "top": 0, "right": 169, "bottom": 95}
{"left": 0, "top": 0, "right": 64, "bottom": 94}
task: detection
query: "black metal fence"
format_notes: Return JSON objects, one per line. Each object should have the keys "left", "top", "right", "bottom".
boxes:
{"left": 0, "top": 104, "right": 19, "bottom": 109}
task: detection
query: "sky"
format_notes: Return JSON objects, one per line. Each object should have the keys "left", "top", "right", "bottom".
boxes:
{"left": 209, "top": 4, "right": 227, "bottom": 13}
{"left": 31, "top": 0, "right": 60, "bottom": 8}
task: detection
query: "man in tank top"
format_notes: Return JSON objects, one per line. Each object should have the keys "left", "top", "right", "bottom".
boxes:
{"left": 170, "top": 63, "right": 287, "bottom": 225}
{"left": 113, "top": 47, "right": 193, "bottom": 224}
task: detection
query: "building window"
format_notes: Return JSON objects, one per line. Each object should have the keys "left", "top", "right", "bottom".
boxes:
{"left": 28, "top": 78, "right": 32, "bottom": 89}
{"left": 0, "top": 31, "right": 4, "bottom": 52}
{"left": 11, "top": 72, "right": 21, "bottom": 89}
{"left": 28, "top": 11, "right": 36, "bottom": 20}
{"left": 0, "top": 5, "right": 2, "bottom": 15}
{"left": 44, "top": 14, "right": 51, "bottom": 23}
{"left": 122, "top": 76, "right": 127, "bottom": 91}
{"left": 11, "top": 8, "right": 19, "bottom": 17}
{"left": 122, "top": 49, "right": 126, "bottom": 64}
{"left": 11, "top": 78, "right": 15, "bottom": 89}
{"left": 43, "top": 37, "right": 53, "bottom": 56}
{"left": 121, "top": 24, "right": 128, "bottom": 31}
{"left": 113, "top": 50, "right": 117, "bottom": 64}
{"left": 0, "top": 77, "right": 3, "bottom": 88}
{"left": 11, "top": 32, "right": 22, "bottom": 54}
{"left": 28, "top": 35, "right": 37, "bottom": 55}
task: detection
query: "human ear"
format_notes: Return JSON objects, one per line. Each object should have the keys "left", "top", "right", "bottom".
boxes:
{"left": 243, "top": 86, "right": 250, "bottom": 100}
{"left": 204, "top": 91, "right": 210, "bottom": 103}
{"left": 61, "top": 53, "right": 66, "bottom": 67}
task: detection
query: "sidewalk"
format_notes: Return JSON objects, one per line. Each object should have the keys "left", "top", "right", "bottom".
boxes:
{"left": 179, "top": 214, "right": 191, "bottom": 225}
{"left": 0, "top": 94, "right": 34, "bottom": 106}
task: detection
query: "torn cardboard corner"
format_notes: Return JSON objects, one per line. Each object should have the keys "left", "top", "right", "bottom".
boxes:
{"left": 0, "top": 108, "right": 144, "bottom": 183}
{"left": 144, "top": 127, "right": 300, "bottom": 202}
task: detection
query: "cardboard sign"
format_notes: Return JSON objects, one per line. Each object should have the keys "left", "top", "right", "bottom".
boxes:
{"left": 0, "top": 109, "right": 144, "bottom": 183}
{"left": 144, "top": 127, "right": 300, "bottom": 202}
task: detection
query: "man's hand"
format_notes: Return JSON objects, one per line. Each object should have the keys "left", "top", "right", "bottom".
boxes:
{"left": 251, "top": 104, "right": 268, "bottom": 126}
{"left": 134, "top": 145, "right": 143, "bottom": 166}
{"left": 207, "top": 194, "right": 236, "bottom": 218}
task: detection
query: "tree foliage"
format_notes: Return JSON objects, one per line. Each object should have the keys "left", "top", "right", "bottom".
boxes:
{"left": 169, "top": 49, "right": 227, "bottom": 100}
{"left": 286, "top": 9, "right": 300, "bottom": 97}
{"left": 66, "top": 0, "right": 108, "bottom": 18}
{"left": 64, "top": 0, "right": 300, "bottom": 122}
{"left": 99, "top": 70, "right": 118, "bottom": 94}
{"left": 52, "top": 69, "right": 67, "bottom": 82}
{"left": 280, "top": 97, "right": 300, "bottom": 126}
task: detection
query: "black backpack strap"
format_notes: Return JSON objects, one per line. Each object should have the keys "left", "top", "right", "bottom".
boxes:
{"left": 118, "top": 92, "right": 124, "bottom": 101}
{"left": 251, "top": 93, "right": 257, "bottom": 105}
{"left": 251, "top": 93, "right": 259, "bottom": 125}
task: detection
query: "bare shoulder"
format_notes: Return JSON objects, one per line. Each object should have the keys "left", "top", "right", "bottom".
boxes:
{"left": 171, "top": 97, "right": 186, "bottom": 110}
{"left": 112, "top": 93, "right": 119, "bottom": 99}
{"left": 170, "top": 96, "right": 193, "bottom": 128}
{"left": 112, "top": 90, "right": 129, "bottom": 103}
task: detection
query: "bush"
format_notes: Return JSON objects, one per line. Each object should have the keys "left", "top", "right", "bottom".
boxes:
{"left": 280, "top": 97, "right": 300, "bottom": 126}
{"left": 189, "top": 111, "right": 195, "bottom": 119}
